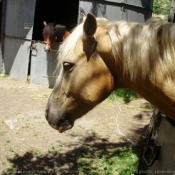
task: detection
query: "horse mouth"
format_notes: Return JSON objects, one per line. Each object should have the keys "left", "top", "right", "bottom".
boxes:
{"left": 49, "top": 119, "right": 72, "bottom": 133}
{"left": 45, "top": 109, "right": 73, "bottom": 133}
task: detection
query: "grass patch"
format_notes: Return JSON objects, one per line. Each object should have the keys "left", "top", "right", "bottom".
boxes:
{"left": 2, "top": 141, "right": 140, "bottom": 175}
{"left": 0, "top": 74, "right": 10, "bottom": 78}
{"left": 76, "top": 144, "right": 139, "bottom": 175}
{"left": 109, "top": 89, "right": 140, "bottom": 101}
{"left": 9, "top": 148, "right": 14, "bottom": 152}
{"left": 153, "top": 0, "right": 171, "bottom": 19}
{"left": 34, "top": 116, "right": 41, "bottom": 119}
{"left": 0, "top": 131, "right": 6, "bottom": 136}
{"left": 32, "top": 91, "right": 51, "bottom": 100}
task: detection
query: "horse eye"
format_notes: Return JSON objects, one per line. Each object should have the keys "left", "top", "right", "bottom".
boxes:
{"left": 63, "top": 62, "right": 74, "bottom": 72}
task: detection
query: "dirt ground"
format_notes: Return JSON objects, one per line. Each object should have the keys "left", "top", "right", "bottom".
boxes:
{"left": 0, "top": 77, "right": 152, "bottom": 174}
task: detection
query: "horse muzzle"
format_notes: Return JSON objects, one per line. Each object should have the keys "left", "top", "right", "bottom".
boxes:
{"left": 45, "top": 109, "right": 73, "bottom": 133}
{"left": 44, "top": 44, "right": 51, "bottom": 52}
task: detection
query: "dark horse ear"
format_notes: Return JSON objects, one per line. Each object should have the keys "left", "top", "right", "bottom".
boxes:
{"left": 43, "top": 21, "right": 47, "bottom": 26}
{"left": 83, "top": 13, "right": 97, "bottom": 38}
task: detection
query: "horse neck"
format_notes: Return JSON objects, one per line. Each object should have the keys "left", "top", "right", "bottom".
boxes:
{"left": 111, "top": 48, "right": 175, "bottom": 122}
{"left": 110, "top": 51, "right": 175, "bottom": 121}
{"left": 95, "top": 24, "right": 175, "bottom": 121}
{"left": 95, "top": 26, "right": 125, "bottom": 89}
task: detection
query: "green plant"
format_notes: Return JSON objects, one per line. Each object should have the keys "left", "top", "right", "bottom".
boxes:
{"left": 51, "top": 145, "right": 55, "bottom": 150}
{"left": 153, "top": 0, "right": 171, "bottom": 18}
{"left": 77, "top": 145, "right": 139, "bottom": 175}
{"left": 6, "top": 139, "right": 10, "bottom": 144}
{"left": 109, "top": 89, "right": 139, "bottom": 101}
{"left": 9, "top": 148, "right": 14, "bottom": 152}
{"left": 0, "top": 131, "right": 5, "bottom": 136}
{"left": 0, "top": 73, "right": 10, "bottom": 77}
{"left": 34, "top": 116, "right": 41, "bottom": 119}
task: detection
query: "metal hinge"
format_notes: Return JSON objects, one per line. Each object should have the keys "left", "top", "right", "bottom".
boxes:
{"left": 29, "top": 43, "right": 38, "bottom": 56}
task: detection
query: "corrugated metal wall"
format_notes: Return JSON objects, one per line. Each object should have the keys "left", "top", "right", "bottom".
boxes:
{"left": 2, "top": 0, "right": 36, "bottom": 80}
{"left": 79, "top": 0, "right": 153, "bottom": 23}
{"left": 30, "top": 42, "right": 59, "bottom": 87}
{"left": 1, "top": 0, "right": 153, "bottom": 86}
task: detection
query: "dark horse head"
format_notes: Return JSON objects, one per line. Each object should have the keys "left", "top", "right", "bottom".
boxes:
{"left": 42, "top": 21, "right": 70, "bottom": 52}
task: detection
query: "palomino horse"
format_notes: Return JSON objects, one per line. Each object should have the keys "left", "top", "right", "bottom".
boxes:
{"left": 42, "top": 21, "right": 70, "bottom": 52}
{"left": 45, "top": 13, "right": 175, "bottom": 133}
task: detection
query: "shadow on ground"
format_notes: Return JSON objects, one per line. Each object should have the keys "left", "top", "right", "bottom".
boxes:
{"left": 2, "top": 125, "right": 148, "bottom": 175}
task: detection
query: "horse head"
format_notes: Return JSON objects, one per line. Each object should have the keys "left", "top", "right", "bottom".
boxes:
{"left": 46, "top": 13, "right": 175, "bottom": 132}
{"left": 45, "top": 13, "right": 116, "bottom": 132}
{"left": 42, "top": 21, "right": 57, "bottom": 52}
{"left": 42, "top": 21, "right": 70, "bottom": 52}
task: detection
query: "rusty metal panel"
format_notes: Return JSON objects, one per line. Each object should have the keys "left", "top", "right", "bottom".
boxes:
{"left": 2, "top": 0, "right": 36, "bottom": 80}
{"left": 30, "top": 42, "right": 59, "bottom": 88}
{"left": 79, "top": 0, "right": 153, "bottom": 23}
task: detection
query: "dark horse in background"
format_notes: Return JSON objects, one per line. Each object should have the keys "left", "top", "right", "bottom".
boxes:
{"left": 42, "top": 21, "right": 70, "bottom": 52}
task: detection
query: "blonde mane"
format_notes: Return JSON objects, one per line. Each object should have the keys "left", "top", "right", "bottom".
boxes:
{"left": 109, "top": 17, "right": 175, "bottom": 81}
{"left": 58, "top": 17, "right": 175, "bottom": 82}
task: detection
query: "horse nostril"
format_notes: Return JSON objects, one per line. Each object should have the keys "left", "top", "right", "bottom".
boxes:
{"left": 58, "top": 119, "right": 65, "bottom": 126}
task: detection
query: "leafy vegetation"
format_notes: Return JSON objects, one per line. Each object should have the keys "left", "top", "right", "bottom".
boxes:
{"left": 0, "top": 73, "right": 9, "bottom": 78}
{"left": 153, "top": 0, "right": 171, "bottom": 19}
{"left": 110, "top": 89, "right": 140, "bottom": 101}
{"left": 77, "top": 145, "right": 140, "bottom": 175}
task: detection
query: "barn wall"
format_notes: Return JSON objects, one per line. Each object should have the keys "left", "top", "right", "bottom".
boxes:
{"left": 79, "top": 0, "right": 153, "bottom": 23}
{"left": 1, "top": 0, "right": 153, "bottom": 86}
{"left": 0, "top": 0, "right": 3, "bottom": 73}
{"left": 2, "top": 0, "right": 36, "bottom": 80}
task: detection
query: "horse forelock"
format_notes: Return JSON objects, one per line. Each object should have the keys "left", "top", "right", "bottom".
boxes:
{"left": 58, "top": 18, "right": 109, "bottom": 62}
{"left": 55, "top": 23, "right": 84, "bottom": 75}
{"left": 57, "top": 18, "right": 109, "bottom": 66}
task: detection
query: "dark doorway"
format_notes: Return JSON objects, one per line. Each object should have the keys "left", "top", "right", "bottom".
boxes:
{"left": 29, "top": 0, "right": 80, "bottom": 87}
{"left": 32, "top": 0, "right": 79, "bottom": 41}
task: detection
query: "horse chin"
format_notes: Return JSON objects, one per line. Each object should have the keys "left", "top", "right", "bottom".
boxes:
{"left": 58, "top": 124, "right": 72, "bottom": 133}
{"left": 49, "top": 120, "right": 73, "bottom": 133}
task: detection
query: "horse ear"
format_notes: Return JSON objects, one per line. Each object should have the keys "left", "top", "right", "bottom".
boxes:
{"left": 83, "top": 13, "right": 97, "bottom": 38}
{"left": 43, "top": 21, "right": 47, "bottom": 26}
